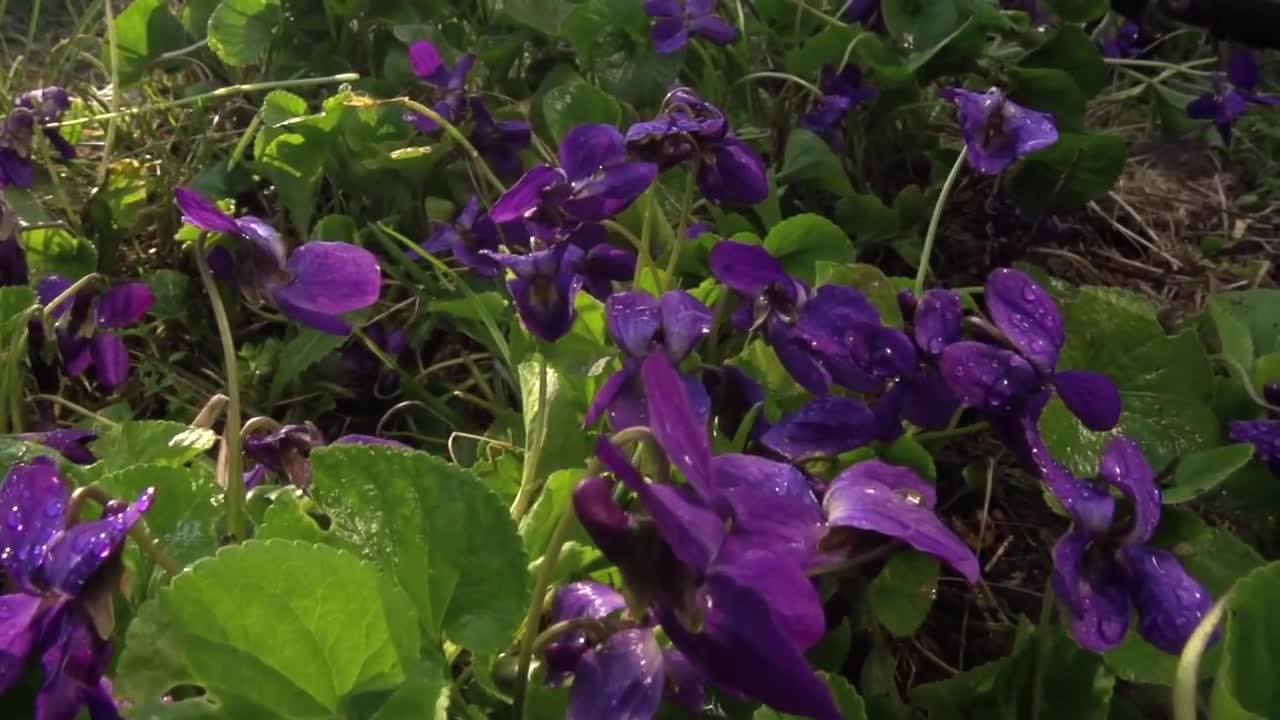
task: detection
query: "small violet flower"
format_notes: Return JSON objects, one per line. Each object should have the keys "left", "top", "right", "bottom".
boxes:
{"left": 644, "top": 0, "right": 739, "bottom": 56}
{"left": 939, "top": 268, "right": 1122, "bottom": 433}
{"left": 487, "top": 243, "right": 585, "bottom": 343}
{"left": 175, "top": 188, "right": 382, "bottom": 336}
{"left": 420, "top": 196, "right": 526, "bottom": 278}
{"left": 12, "top": 429, "right": 98, "bottom": 465}
{"left": 1187, "top": 51, "right": 1280, "bottom": 144}
{"left": 571, "top": 225, "right": 637, "bottom": 302}
{"left": 490, "top": 124, "right": 657, "bottom": 237}
{"left": 625, "top": 88, "right": 768, "bottom": 206}
{"left": 584, "top": 289, "right": 712, "bottom": 430}
{"left": 243, "top": 424, "right": 409, "bottom": 490}
{"left": 0, "top": 457, "right": 154, "bottom": 720}
{"left": 1228, "top": 381, "right": 1280, "bottom": 476}
{"left": 798, "top": 64, "right": 878, "bottom": 149}
{"left": 1099, "top": 20, "right": 1144, "bottom": 60}
{"left": 841, "top": 0, "right": 884, "bottom": 28}
{"left": 36, "top": 275, "right": 155, "bottom": 391}
{"left": 940, "top": 87, "right": 1059, "bottom": 175}
{"left": 0, "top": 87, "right": 75, "bottom": 190}
{"left": 870, "top": 289, "right": 964, "bottom": 441}
{"left": 1047, "top": 438, "right": 1214, "bottom": 653}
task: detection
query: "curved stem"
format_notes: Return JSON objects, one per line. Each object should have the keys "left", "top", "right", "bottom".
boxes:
{"left": 914, "top": 147, "right": 968, "bottom": 295}
{"left": 1213, "top": 355, "right": 1280, "bottom": 413}
{"left": 1104, "top": 57, "right": 1215, "bottom": 77}
{"left": 531, "top": 617, "right": 606, "bottom": 655}
{"left": 42, "top": 273, "right": 103, "bottom": 322}
{"left": 512, "top": 505, "right": 577, "bottom": 718}
{"left": 395, "top": 97, "right": 507, "bottom": 197}
{"left": 663, "top": 168, "right": 699, "bottom": 289}
{"left": 733, "top": 72, "right": 823, "bottom": 97}
{"left": 193, "top": 232, "right": 245, "bottom": 542}
{"left": 1174, "top": 598, "right": 1227, "bottom": 720}
{"left": 510, "top": 352, "right": 550, "bottom": 520}
{"left": 30, "top": 394, "right": 119, "bottom": 428}
{"left": 780, "top": 0, "right": 847, "bottom": 27}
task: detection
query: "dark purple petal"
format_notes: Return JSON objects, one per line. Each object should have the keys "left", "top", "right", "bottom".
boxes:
{"left": 39, "top": 488, "right": 154, "bottom": 596}
{"left": 234, "top": 216, "right": 289, "bottom": 273}
{"left": 95, "top": 283, "right": 154, "bottom": 329}
{"left": 644, "top": 0, "right": 680, "bottom": 16}
{"left": 37, "top": 275, "right": 73, "bottom": 314}
{"left": 761, "top": 396, "right": 877, "bottom": 460}
{"left": 914, "top": 289, "right": 963, "bottom": 355}
{"left": 580, "top": 244, "right": 637, "bottom": 301}
{"left": 651, "top": 18, "right": 689, "bottom": 55}
{"left": 547, "top": 581, "right": 628, "bottom": 685}
{"left": 332, "top": 434, "right": 410, "bottom": 449}
{"left": 660, "top": 550, "right": 840, "bottom": 720}
{"left": 767, "top": 320, "right": 835, "bottom": 395}
{"left": 272, "top": 242, "right": 381, "bottom": 319}
{"left": 708, "top": 241, "right": 790, "bottom": 297}
{"left": 58, "top": 334, "right": 93, "bottom": 378}
{"left": 659, "top": 290, "right": 711, "bottom": 362}
{"left": 89, "top": 334, "right": 129, "bottom": 389}
{"left": 705, "top": 366, "right": 770, "bottom": 441}
{"left": 689, "top": 13, "right": 739, "bottom": 45}
{"left": 596, "top": 438, "right": 722, "bottom": 573}
{"left": 662, "top": 648, "right": 706, "bottom": 712}
{"left": 898, "top": 370, "right": 961, "bottom": 430}
{"left": 1096, "top": 437, "right": 1160, "bottom": 545}
{"left": 17, "top": 430, "right": 97, "bottom": 465}
{"left": 0, "top": 235, "right": 30, "bottom": 287}
{"left": 1186, "top": 94, "right": 1223, "bottom": 120}
{"left": 503, "top": 247, "right": 583, "bottom": 343}
{"left": 174, "top": 188, "right": 239, "bottom": 235}
{"left": 1052, "top": 530, "right": 1131, "bottom": 652}
{"left": 1052, "top": 370, "right": 1121, "bottom": 432}
{"left": 0, "top": 593, "right": 44, "bottom": 693}
{"left": 584, "top": 366, "right": 636, "bottom": 429}
{"left": 36, "top": 612, "right": 119, "bottom": 720}
{"left": 559, "top": 124, "right": 627, "bottom": 182}
{"left": 564, "top": 161, "right": 659, "bottom": 223}
{"left": 567, "top": 629, "right": 665, "bottom": 720}
{"left": 271, "top": 296, "right": 353, "bottom": 336}
{"left": 0, "top": 457, "right": 70, "bottom": 586}
{"left": 697, "top": 137, "right": 768, "bottom": 206}
{"left": 489, "top": 165, "right": 566, "bottom": 224}
{"left": 408, "top": 40, "right": 449, "bottom": 85}
{"left": 641, "top": 353, "right": 713, "bottom": 494}
{"left": 834, "top": 321, "right": 918, "bottom": 390}
{"left": 825, "top": 461, "right": 980, "bottom": 582}
{"left": 984, "top": 268, "right": 1063, "bottom": 372}
{"left": 607, "top": 291, "right": 662, "bottom": 358}
{"left": 1227, "top": 51, "right": 1261, "bottom": 90}
{"left": 1123, "top": 545, "right": 1215, "bottom": 654}
{"left": 710, "top": 454, "right": 823, "bottom": 562}
{"left": 1229, "top": 419, "right": 1280, "bottom": 470}
{"left": 938, "top": 341, "right": 1041, "bottom": 414}
{"left": 573, "top": 475, "right": 638, "bottom": 564}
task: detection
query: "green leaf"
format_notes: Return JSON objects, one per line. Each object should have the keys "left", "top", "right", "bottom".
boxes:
{"left": 541, "top": 81, "right": 622, "bottom": 146}
{"left": 1211, "top": 561, "right": 1280, "bottom": 718}
{"left": 363, "top": 654, "right": 451, "bottom": 720}
{"left": 1163, "top": 444, "right": 1255, "bottom": 504}
{"left": 1208, "top": 296, "right": 1258, "bottom": 372}
{"left": 520, "top": 354, "right": 590, "bottom": 477}
{"left": 1008, "top": 67, "right": 1085, "bottom": 131}
{"left": 1210, "top": 289, "right": 1280, "bottom": 357}
{"left": 1020, "top": 26, "right": 1108, "bottom": 98}
{"left": 869, "top": 551, "right": 940, "bottom": 637}
{"left": 256, "top": 491, "right": 352, "bottom": 549}
{"left": 0, "top": 286, "right": 35, "bottom": 324}
{"left": 503, "top": 0, "right": 581, "bottom": 36}
{"left": 311, "top": 214, "right": 359, "bottom": 242}
{"left": 116, "top": 540, "right": 419, "bottom": 718}
{"left": 19, "top": 227, "right": 97, "bottom": 280}
{"left": 146, "top": 269, "right": 192, "bottom": 321}
{"left": 260, "top": 131, "right": 328, "bottom": 237}
{"left": 763, "top": 214, "right": 855, "bottom": 285}
{"left": 520, "top": 468, "right": 583, "bottom": 558}
{"left": 778, "top": 129, "right": 855, "bottom": 197}
{"left": 882, "top": 0, "right": 962, "bottom": 50}
{"left": 110, "top": 0, "right": 189, "bottom": 86}
{"left": 1007, "top": 132, "right": 1127, "bottom": 214}
{"left": 1042, "top": 288, "right": 1219, "bottom": 475}
{"left": 88, "top": 421, "right": 217, "bottom": 478}
{"left": 182, "top": 0, "right": 221, "bottom": 38}
{"left": 96, "top": 464, "right": 222, "bottom": 569}
{"left": 835, "top": 193, "right": 900, "bottom": 244}
{"left": 310, "top": 446, "right": 530, "bottom": 652}
{"left": 785, "top": 25, "right": 865, "bottom": 79}
{"left": 268, "top": 329, "right": 346, "bottom": 402}
{"left": 1043, "top": 0, "right": 1108, "bottom": 22}
{"left": 208, "top": 0, "right": 282, "bottom": 67}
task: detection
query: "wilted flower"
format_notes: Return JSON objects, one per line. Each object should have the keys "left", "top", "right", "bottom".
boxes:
{"left": 939, "top": 87, "right": 1059, "bottom": 175}
{"left": 644, "top": 0, "right": 739, "bottom": 55}
{"left": 625, "top": 88, "right": 768, "bottom": 206}
{"left": 36, "top": 275, "right": 155, "bottom": 391}
{"left": 490, "top": 124, "right": 657, "bottom": 236}
{"left": 1187, "top": 51, "right": 1280, "bottom": 144}
{"left": 0, "top": 87, "right": 75, "bottom": 189}
{"left": 584, "top": 289, "right": 712, "bottom": 430}
{"left": 1046, "top": 438, "right": 1214, "bottom": 653}
{"left": 243, "top": 424, "right": 409, "bottom": 489}
{"left": 0, "top": 457, "right": 153, "bottom": 720}
{"left": 487, "top": 243, "right": 585, "bottom": 343}
{"left": 798, "top": 64, "right": 878, "bottom": 148}
{"left": 939, "top": 268, "right": 1121, "bottom": 433}
{"left": 175, "top": 188, "right": 382, "bottom": 336}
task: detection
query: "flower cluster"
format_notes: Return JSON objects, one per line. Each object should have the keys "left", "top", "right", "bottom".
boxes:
{"left": 0, "top": 87, "right": 75, "bottom": 189}
{"left": 643, "top": 0, "right": 738, "bottom": 55}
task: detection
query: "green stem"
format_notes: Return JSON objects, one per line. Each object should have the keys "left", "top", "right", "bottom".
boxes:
{"left": 193, "top": 233, "right": 245, "bottom": 542}
{"left": 1103, "top": 57, "right": 1215, "bottom": 77}
{"left": 780, "top": 0, "right": 847, "bottom": 27}
{"left": 915, "top": 421, "right": 988, "bottom": 444}
{"left": 98, "top": 0, "right": 120, "bottom": 187}
{"left": 512, "top": 505, "right": 577, "bottom": 719}
{"left": 129, "top": 523, "right": 182, "bottom": 577}
{"left": 1174, "top": 598, "right": 1227, "bottom": 720}
{"left": 733, "top": 72, "right": 823, "bottom": 97}
{"left": 48, "top": 73, "right": 361, "bottom": 129}
{"left": 1029, "top": 578, "right": 1056, "bottom": 720}
{"left": 914, "top": 147, "right": 967, "bottom": 295}
{"left": 394, "top": 97, "right": 507, "bottom": 197}
{"left": 633, "top": 190, "right": 656, "bottom": 287}
{"left": 663, "top": 169, "right": 698, "bottom": 289}
{"left": 42, "top": 273, "right": 102, "bottom": 323}
{"left": 509, "top": 352, "right": 550, "bottom": 520}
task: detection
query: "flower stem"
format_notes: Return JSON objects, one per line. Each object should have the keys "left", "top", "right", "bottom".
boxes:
{"left": 42, "top": 273, "right": 103, "bottom": 322}
{"left": 633, "top": 189, "right": 656, "bottom": 287}
{"left": 512, "top": 504, "right": 577, "bottom": 719}
{"left": 510, "top": 351, "right": 550, "bottom": 521}
{"left": 192, "top": 233, "right": 245, "bottom": 542}
{"left": 663, "top": 169, "right": 699, "bottom": 289}
{"left": 531, "top": 617, "right": 605, "bottom": 655}
{"left": 1174, "top": 598, "right": 1227, "bottom": 720}
{"left": 780, "top": 0, "right": 847, "bottom": 28}
{"left": 49, "top": 73, "right": 361, "bottom": 129}
{"left": 914, "top": 147, "right": 968, "bottom": 295}
{"left": 1103, "top": 57, "right": 1215, "bottom": 77}
{"left": 393, "top": 97, "right": 507, "bottom": 197}
{"left": 1029, "top": 578, "right": 1056, "bottom": 720}
{"left": 733, "top": 72, "right": 823, "bottom": 97}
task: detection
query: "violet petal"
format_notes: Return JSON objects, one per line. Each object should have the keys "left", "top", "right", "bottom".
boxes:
{"left": 1052, "top": 370, "right": 1122, "bottom": 432}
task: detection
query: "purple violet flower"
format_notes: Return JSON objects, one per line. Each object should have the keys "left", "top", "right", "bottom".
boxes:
{"left": 871, "top": 289, "right": 964, "bottom": 441}
{"left": 1230, "top": 418, "right": 1280, "bottom": 475}
{"left": 1, "top": 199, "right": 27, "bottom": 287}
{"left": 760, "top": 396, "right": 877, "bottom": 461}
{"left": 487, "top": 243, "right": 585, "bottom": 343}
{"left": 798, "top": 64, "right": 878, "bottom": 149}
{"left": 420, "top": 196, "right": 520, "bottom": 278}
{"left": 840, "top": 0, "right": 883, "bottom": 27}
{"left": 1099, "top": 21, "right": 1144, "bottom": 60}
{"left": 175, "top": 188, "right": 383, "bottom": 336}
{"left": 1187, "top": 52, "right": 1280, "bottom": 144}
{"left": 490, "top": 124, "right": 657, "bottom": 236}
{"left": 36, "top": 275, "right": 155, "bottom": 391}
{"left": 405, "top": 40, "right": 476, "bottom": 133}
{"left": 468, "top": 101, "right": 532, "bottom": 182}
{"left": 644, "top": 0, "right": 739, "bottom": 55}
{"left": 0, "top": 457, "right": 154, "bottom": 720}
{"left": 567, "top": 224, "right": 638, "bottom": 301}
{"left": 243, "top": 424, "right": 409, "bottom": 489}
{"left": 939, "top": 87, "right": 1059, "bottom": 175}
{"left": 13, "top": 429, "right": 98, "bottom": 465}
{"left": 939, "top": 268, "right": 1121, "bottom": 432}
{"left": 625, "top": 88, "right": 768, "bottom": 206}
{"left": 584, "top": 289, "right": 712, "bottom": 430}
{"left": 0, "top": 87, "right": 75, "bottom": 190}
